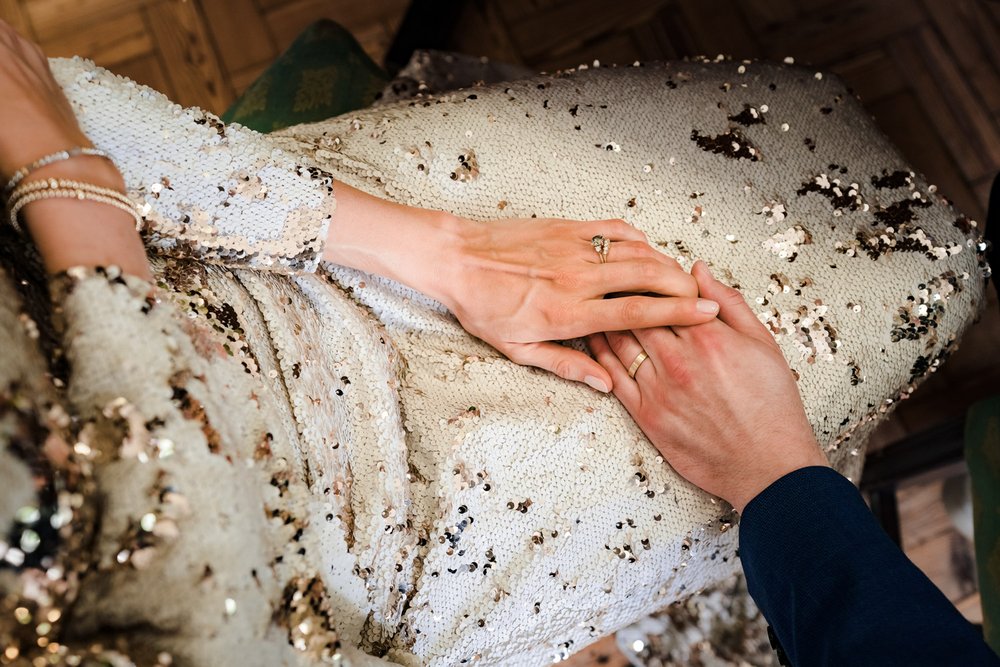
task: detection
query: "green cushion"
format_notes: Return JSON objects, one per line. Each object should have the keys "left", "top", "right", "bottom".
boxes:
{"left": 965, "top": 394, "right": 1000, "bottom": 654}
{"left": 221, "top": 19, "right": 389, "bottom": 133}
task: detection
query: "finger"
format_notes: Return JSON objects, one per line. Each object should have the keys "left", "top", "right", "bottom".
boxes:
{"left": 602, "top": 330, "right": 656, "bottom": 383}
{"left": 691, "top": 260, "right": 773, "bottom": 344}
{"left": 586, "top": 333, "right": 640, "bottom": 405}
{"left": 578, "top": 218, "right": 648, "bottom": 243}
{"left": 594, "top": 259, "right": 699, "bottom": 298}
{"left": 502, "top": 340, "right": 613, "bottom": 394}
{"left": 579, "top": 295, "right": 719, "bottom": 334}
{"left": 598, "top": 240, "right": 681, "bottom": 268}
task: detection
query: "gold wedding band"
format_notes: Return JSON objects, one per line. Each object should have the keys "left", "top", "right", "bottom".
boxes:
{"left": 627, "top": 350, "right": 649, "bottom": 379}
{"left": 591, "top": 235, "right": 611, "bottom": 263}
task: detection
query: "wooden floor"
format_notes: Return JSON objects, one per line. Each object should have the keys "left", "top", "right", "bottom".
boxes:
{"left": 0, "top": 0, "right": 993, "bottom": 658}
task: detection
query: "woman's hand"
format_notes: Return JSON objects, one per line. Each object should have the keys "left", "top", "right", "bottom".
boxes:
{"left": 588, "top": 260, "right": 829, "bottom": 512}
{"left": 0, "top": 20, "right": 93, "bottom": 179}
{"left": 323, "top": 182, "right": 719, "bottom": 392}
{"left": 0, "top": 19, "right": 150, "bottom": 279}
{"left": 439, "top": 217, "right": 720, "bottom": 392}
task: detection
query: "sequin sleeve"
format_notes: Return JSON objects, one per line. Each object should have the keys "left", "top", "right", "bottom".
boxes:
{"left": 49, "top": 56, "right": 336, "bottom": 275}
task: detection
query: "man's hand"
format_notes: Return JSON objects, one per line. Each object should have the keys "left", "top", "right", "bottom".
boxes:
{"left": 588, "top": 260, "right": 829, "bottom": 512}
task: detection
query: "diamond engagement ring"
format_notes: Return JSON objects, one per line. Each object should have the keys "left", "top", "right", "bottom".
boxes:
{"left": 591, "top": 235, "right": 611, "bottom": 263}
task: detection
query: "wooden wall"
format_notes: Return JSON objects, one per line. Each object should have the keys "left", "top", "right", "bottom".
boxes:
{"left": 0, "top": 0, "right": 409, "bottom": 115}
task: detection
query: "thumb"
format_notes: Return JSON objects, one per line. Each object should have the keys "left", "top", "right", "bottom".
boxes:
{"left": 691, "top": 260, "right": 773, "bottom": 343}
{"left": 502, "top": 341, "right": 613, "bottom": 393}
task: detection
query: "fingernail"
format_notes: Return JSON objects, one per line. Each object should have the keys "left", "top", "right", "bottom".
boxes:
{"left": 697, "top": 299, "right": 719, "bottom": 314}
{"left": 584, "top": 375, "right": 610, "bottom": 393}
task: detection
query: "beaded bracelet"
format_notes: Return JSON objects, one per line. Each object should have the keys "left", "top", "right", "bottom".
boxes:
{"left": 2, "top": 147, "right": 114, "bottom": 197}
{"left": 6, "top": 178, "right": 142, "bottom": 234}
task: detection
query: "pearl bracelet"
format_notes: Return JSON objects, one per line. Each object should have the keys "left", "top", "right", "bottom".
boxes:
{"left": 2, "top": 146, "right": 114, "bottom": 198}
{"left": 6, "top": 178, "right": 143, "bottom": 234}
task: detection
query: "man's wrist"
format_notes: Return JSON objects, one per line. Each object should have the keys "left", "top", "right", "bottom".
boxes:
{"left": 731, "top": 450, "right": 831, "bottom": 514}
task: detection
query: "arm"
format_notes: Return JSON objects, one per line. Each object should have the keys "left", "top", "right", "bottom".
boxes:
{"left": 32, "top": 41, "right": 722, "bottom": 391}
{"left": 742, "top": 466, "right": 998, "bottom": 667}
{"left": 590, "top": 261, "right": 998, "bottom": 666}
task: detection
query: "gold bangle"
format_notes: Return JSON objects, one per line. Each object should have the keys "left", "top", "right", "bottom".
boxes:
{"left": 2, "top": 147, "right": 114, "bottom": 197}
{"left": 7, "top": 189, "right": 143, "bottom": 234}
{"left": 10, "top": 177, "right": 132, "bottom": 205}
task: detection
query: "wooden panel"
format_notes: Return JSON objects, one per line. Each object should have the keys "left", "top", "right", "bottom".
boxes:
{"left": 534, "top": 28, "right": 639, "bottom": 71}
{"left": 737, "top": 0, "right": 800, "bottom": 33}
{"left": 898, "top": 479, "right": 955, "bottom": 551}
{"left": 0, "top": 0, "right": 35, "bottom": 38}
{"left": 39, "top": 10, "right": 152, "bottom": 66}
{"left": 352, "top": 20, "right": 393, "bottom": 65}
{"left": 111, "top": 51, "right": 173, "bottom": 97}
{"left": 922, "top": 0, "right": 1000, "bottom": 114}
{"left": 912, "top": 24, "right": 1000, "bottom": 176}
{"left": 144, "top": 0, "right": 231, "bottom": 113}
{"left": 906, "top": 530, "right": 977, "bottom": 602}
{"left": 496, "top": 0, "right": 564, "bottom": 24}
{"left": 264, "top": 0, "right": 410, "bottom": 53}
{"left": 24, "top": 0, "right": 149, "bottom": 41}
{"left": 829, "top": 49, "right": 907, "bottom": 104}
{"left": 963, "top": 0, "right": 1000, "bottom": 79}
{"left": 973, "top": 173, "right": 996, "bottom": 214}
{"left": 886, "top": 35, "right": 988, "bottom": 190}
{"left": 200, "top": 0, "right": 273, "bottom": 74}
{"left": 507, "top": 0, "right": 667, "bottom": 60}
{"left": 754, "top": 0, "right": 924, "bottom": 66}
{"left": 898, "top": 477, "right": 980, "bottom": 617}
{"left": 867, "top": 90, "right": 982, "bottom": 220}
{"left": 450, "top": 1, "right": 525, "bottom": 65}
{"left": 229, "top": 61, "right": 270, "bottom": 97}
{"left": 674, "top": 0, "right": 758, "bottom": 60}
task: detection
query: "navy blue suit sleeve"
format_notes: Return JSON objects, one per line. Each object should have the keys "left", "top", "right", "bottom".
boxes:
{"left": 739, "top": 466, "right": 999, "bottom": 667}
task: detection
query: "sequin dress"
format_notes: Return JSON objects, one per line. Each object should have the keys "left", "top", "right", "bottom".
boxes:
{"left": 0, "top": 56, "right": 987, "bottom": 666}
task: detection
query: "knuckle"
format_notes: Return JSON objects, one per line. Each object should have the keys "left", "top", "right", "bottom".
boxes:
{"left": 663, "top": 355, "right": 694, "bottom": 388}
{"left": 552, "top": 357, "right": 575, "bottom": 379}
{"left": 695, "top": 327, "right": 723, "bottom": 351}
{"left": 636, "top": 260, "right": 661, "bottom": 280}
{"left": 660, "top": 253, "right": 681, "bottom": 269}
{"left": 551, "top": 269, "right": 582, "bottom": 291}
{"left": 540, "top": 302, "right": 566, "bottom": 329}
{"left": 676, "top": 273, "right": 699, "bottom": 297}
{"left": 721, "top": 285, "right": 747, "bottom": 306}
{"left": 503, "top": 345, "right": 530, "bottom": 365}
{"left": 619, "top": 299, "right": 645, "bottom": 326}
{"left": 609, "top": 218, "right": 635, "bottom": 236}
{"left": 606, "top": 332, "right": 630, "bottom": 356}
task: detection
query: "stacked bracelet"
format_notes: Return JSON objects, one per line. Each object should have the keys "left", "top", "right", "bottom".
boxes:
{"left": 6, "top": 177, "right": 143, "bottom": 234}
{"left": 2, "top": 146, "right": 114, "bottom": 197}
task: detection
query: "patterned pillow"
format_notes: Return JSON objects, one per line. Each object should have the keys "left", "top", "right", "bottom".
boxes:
{"left": 220, "top": 19, "right": 389, "bottom": 133}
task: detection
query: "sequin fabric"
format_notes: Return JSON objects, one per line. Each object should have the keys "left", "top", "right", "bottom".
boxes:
{"left": 0, "top": 55, "right": 987, "bottom": 666}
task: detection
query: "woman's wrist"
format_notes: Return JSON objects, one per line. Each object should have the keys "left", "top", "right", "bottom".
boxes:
{"left": 321, "top": 179, "right": 469, "bottom": 304}
{"left": 13, "top": 158, "right": 152, "bottom": 280}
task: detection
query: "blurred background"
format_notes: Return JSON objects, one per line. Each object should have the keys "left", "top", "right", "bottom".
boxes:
{"left": 1, "top": 0, "right": 996, "bottom": 663}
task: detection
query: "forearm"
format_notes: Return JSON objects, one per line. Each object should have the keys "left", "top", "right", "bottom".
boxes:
{"left": 321, "top": 179, "right": 463, "bottom": 303}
